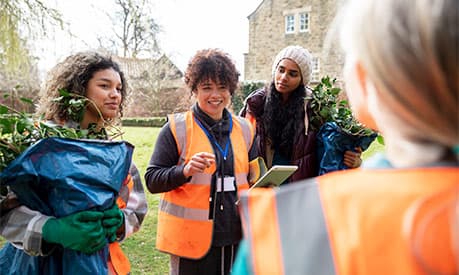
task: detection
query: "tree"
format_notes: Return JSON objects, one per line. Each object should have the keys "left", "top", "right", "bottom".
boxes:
{"left": 0, "top": 0, "right": 63, "bottom": 111}
{"left": 0, "top": 0, "right": 62, "bottom": 72}
{"left": 111, "top": 0, "right": 161, "bottom": 58}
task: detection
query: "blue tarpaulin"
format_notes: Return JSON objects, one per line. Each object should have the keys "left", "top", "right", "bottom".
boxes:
{"left": 317, "top": 122, "right": 377, "bottom": 175}
{"left": 0, "top": 137, "right": 134, "bottom": 274}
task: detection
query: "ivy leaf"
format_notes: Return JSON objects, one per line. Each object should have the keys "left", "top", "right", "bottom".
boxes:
{"left": 59, "top": 89, "right": 70, "bottom": 97}
{"left": 20, "top": 97, "right": 34, "bottom": 104}
{"left": 377, "top": 135, "right": 385, "bottom": 145}
{"left": 0, "top": 105, "right": 8, "bottom": 114}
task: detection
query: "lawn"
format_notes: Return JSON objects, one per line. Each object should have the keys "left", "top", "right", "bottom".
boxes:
{"left": 116, "top": 126, "right": 169, "bottom": 274}
{"left": 0, "top": 126, "right": 384, "bottom": 274}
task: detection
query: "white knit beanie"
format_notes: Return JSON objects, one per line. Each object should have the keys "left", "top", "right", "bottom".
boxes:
{"left": 272, "top": 45, "right": 313, "bottom": 86}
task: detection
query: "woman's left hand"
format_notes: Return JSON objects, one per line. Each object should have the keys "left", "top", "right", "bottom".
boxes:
{"left": 343, "top": 147, "right": 362, "bottom": 168}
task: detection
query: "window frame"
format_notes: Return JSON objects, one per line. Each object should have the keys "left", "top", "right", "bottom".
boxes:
{"left": 283, "top": 7, "right": 311, "bottom": 35}
{"left": 299, "top": 12, "right": 309, "bottom": 32}
{"left": 311, "top": 56, "right": 320, "bottom": 83}
{"left": 285, "top": 14, "right": 295, "bottom": 34}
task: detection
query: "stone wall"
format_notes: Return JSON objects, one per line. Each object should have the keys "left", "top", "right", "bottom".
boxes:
{"left": 244, "top": 0, "right": 344, "bottom": 85}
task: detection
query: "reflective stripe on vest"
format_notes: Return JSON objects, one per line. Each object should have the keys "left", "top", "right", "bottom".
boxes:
{"left": 239, "top": 181, "right": 335, "bottom": 275}
{"left": 157, "top": 111, "right": 253, "bottom": 259}
{"left": 240, "top": 167, "right": 459, "bottom": 275}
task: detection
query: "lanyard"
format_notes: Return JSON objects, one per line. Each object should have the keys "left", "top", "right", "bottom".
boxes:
{"left": 194, "top": 114, "right": 233, "bottom": 160}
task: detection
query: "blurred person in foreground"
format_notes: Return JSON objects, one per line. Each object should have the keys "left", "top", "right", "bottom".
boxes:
{"left": 144, "top": 49, "right": 258, "bottom": 275}
{"left": 232, "top": 0, "right": 459, "bottom": 274}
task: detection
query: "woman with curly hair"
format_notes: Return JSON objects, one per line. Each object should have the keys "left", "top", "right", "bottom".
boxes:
{"left": 145, "top": 48, "right": 257, "bottom": 275}
{"left": 36, "top": 51, "right": 127, "bottom": 128}
{"left": 0, "top": 51, "right": 147, "bottom": 274}
{"left": 240, "top": 45, "right": 362, "bottom": 182}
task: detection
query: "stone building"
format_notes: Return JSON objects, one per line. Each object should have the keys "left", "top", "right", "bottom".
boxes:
{"left": 244, "top": 0, "right": 343, "bottom": 85}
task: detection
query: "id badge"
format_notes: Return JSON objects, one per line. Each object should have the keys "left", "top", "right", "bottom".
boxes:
{"left": 216, "top": 176, "right": 235, "bottom": 192}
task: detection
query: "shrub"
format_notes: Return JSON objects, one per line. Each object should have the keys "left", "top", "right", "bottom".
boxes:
{"left": 121, "top": 117, "right": 167, "bottom": 127}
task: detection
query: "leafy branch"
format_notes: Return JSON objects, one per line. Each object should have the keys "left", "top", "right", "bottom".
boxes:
{"left": 307, "top": 76, "right": 376, "bottom": 137}
{"left": 0, "top": 90, "right": 123, "bottom": 172}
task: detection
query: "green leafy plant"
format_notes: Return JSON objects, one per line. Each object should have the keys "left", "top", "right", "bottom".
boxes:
{"left": 307, "top": 76, "right": 376, "bottom": 137}
{"left": 0, "top": 91, "right": 122, "bottom": 172}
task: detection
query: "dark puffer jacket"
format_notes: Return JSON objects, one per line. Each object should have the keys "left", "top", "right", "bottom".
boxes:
{"left": 239, "top": 88, "right": 318, "bottom": 181}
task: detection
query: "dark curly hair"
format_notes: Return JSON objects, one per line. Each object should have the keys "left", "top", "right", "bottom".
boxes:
{"left": 36, "top": 51, "right": 127, "bottom": 123}
{"left": 184, "top": 48, "right": 239, "bottom": 95}
{"left": 263, "top": 82, "right": 306, "bottom": 157}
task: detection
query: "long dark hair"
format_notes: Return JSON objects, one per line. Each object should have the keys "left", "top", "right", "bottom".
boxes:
{"left": 263, "top": 82, "right": 306, "bottom": 157}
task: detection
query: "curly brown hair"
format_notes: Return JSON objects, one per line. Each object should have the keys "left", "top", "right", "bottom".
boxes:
{"left": 36, "top": 51, "right": 127, "bottom": 123}
{"left": 184, "top": 48, "right": 239, "bottom": 95}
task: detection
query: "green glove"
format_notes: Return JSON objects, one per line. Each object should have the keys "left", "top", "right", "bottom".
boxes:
{"left": 42, "top": 210, "right": 106, "bottom": 254}
{"left": 102, "top": 203, "right": 124, "bottom": 243}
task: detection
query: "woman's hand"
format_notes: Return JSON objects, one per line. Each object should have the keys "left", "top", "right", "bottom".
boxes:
{"left": 343, "top": 147, "right": 362, "bottom": 168}
{"left": 183, "top": 152, "right": 216, "bottom": 178}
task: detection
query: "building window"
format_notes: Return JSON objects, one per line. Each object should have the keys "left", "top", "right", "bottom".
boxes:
{"left": 311, "top": 57, "right": 320, "bottom": 82}
{"left": 285, "top": 15, "right": 295, "bottom": 33}
{"left": 299, "top": 12, "right": 309, "bottom": 32}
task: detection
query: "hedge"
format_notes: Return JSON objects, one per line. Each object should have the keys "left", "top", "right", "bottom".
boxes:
{"left": 121, "top": 117, "right": 167, "bottom": 127}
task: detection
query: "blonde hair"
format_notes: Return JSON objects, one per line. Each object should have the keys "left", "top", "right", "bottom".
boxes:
{"left": 338, "top": 0, "right": 458, "bottom": 165}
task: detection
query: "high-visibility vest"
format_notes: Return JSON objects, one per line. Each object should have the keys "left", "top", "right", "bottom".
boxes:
{"left": 156, "top": 111, "right": 254, "bottom": 259}
{"left": 109, "top": 173, "right": 135, "bottom": 275}
{"left": 239, "top": 167, "right": 459, "bottom": 275}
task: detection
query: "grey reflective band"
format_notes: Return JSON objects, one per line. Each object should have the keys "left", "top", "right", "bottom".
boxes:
{"left": 173, "top": 113, "right": 187, "bottom": 165}
{"left": 188, "top": 172, "right": 247, "bottom": 186}
{"left": 235, "top": 117, "right": 253, "bottom": 150}
{"left": 159, "top": 199, "right": 209, "bottom": 221}
{"left": 190, "top": 173, "right": 212, "bottom": 184}
{"left": 276, "top": 179, "right": 336, "bottom": 275}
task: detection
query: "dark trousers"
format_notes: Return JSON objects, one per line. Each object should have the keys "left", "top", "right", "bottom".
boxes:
{"left": 170, "top": 244, "right": 239, "bottom": 275}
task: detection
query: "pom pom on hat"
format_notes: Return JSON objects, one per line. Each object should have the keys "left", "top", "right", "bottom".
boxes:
{"left": 272, "top": 45, "right": 313, "bottom": 86}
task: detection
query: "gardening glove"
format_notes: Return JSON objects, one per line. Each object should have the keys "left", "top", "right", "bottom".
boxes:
{"left": 102, "top": 203, "right": 124, "bottom": 243}
{"left": 42, "top": 210, "right": 106, "bottom": 254}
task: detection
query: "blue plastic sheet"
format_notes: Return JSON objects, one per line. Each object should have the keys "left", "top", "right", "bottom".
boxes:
{"left": 316, "top": 122, "right": 377, "bottom": 175}
{"left": 0, "top": 137, "right": 134, "bottom": 274}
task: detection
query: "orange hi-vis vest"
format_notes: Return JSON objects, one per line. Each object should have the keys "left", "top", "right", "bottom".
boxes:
{"left": 108, "top": 172, "right": 135, "bottom": 275}
{"left": 239, "top": 167, "right": 459, "bottom": 275}
{"left": 156, "top": 111, "right": 254, "bottom": 259}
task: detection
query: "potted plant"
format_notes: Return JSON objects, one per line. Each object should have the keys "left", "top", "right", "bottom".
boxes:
{"left": 307, "top": 76, "right": 381, "bottom": 174}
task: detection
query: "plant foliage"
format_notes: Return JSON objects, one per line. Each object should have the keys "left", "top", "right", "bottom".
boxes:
{"left": 0, "top": 91, "right": 120, "bottom": 172}
{"left": 307, "top": 76, "right": 376, "bottom": 137}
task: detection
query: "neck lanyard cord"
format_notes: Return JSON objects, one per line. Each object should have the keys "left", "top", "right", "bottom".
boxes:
{"left": 193, "top": 115, "right": 233, "bottom": 160}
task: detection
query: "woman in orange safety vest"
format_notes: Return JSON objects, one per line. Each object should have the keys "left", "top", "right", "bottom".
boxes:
{"left": 145, "top": 49, "right": 259, "bottom": 275}
{"left": 232, "top": 0, "right": 459, "bottom": 274}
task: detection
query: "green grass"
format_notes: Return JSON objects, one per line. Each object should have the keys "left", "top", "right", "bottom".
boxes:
{"left": 0, "top": 126, "right": 385, "bottom": 274}
{"left": 117, "top": 126, "right": 169, "bottom": 274}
